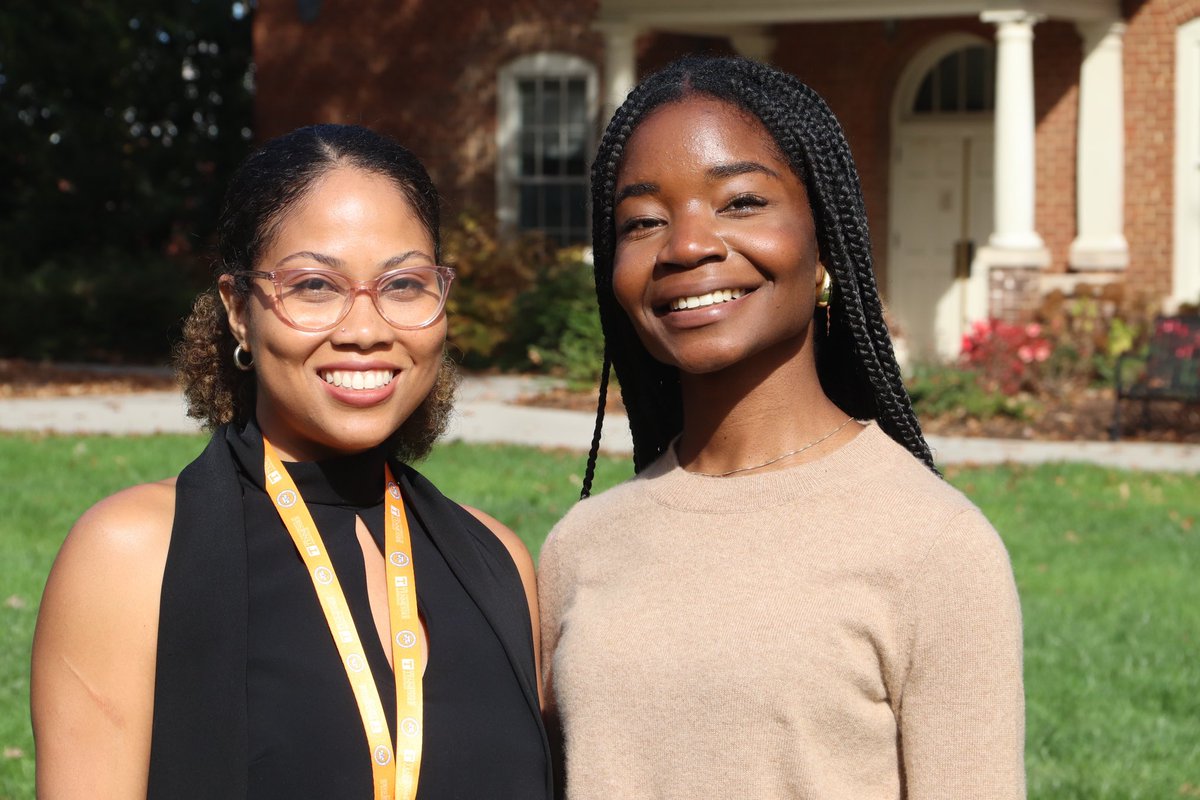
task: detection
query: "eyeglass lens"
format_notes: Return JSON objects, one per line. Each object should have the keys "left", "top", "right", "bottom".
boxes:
{"left": 275, "top": 268, "right": 448, "bottom": 331}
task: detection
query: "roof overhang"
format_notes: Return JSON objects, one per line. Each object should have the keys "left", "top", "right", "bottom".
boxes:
{"left": 596, "top": 0, "right": 1122, "bottom": 27}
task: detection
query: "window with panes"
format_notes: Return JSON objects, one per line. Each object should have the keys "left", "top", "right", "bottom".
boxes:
{"left": 913, "top": 45, "right": 996, "bottom": 114}
{"left": 515, "top": 75, "right": 590, "bottom": 245}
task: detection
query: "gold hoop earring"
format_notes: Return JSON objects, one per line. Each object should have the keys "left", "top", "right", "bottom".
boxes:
{"left": 815, "top": 270, "right": 833, "bottom": 309}
{"left": 233, "top": 343, "right": 254, "bottom": 371}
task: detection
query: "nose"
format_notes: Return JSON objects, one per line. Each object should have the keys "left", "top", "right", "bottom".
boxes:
{"left": 330, "top": 288, "right": 391, "bottom": 348}
{"left": 657, "top": 208, "right": 728, "bottom": 269}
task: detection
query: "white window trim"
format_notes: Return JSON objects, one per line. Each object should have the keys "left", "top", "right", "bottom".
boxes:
{"left": 496, "top": 52, "right": 599, "bottom": 237}
{"left": 892, "top": 32, "right": 992, "bottom": 124}
{"left": 1173, "top": 17, "right": 1200, "bottom": 307}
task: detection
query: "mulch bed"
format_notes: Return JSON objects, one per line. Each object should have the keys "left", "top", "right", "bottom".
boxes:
{"left": 0, "top": 359, "right": 177, "bottom": 399}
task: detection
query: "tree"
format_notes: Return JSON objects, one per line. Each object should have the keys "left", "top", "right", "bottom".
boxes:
{"left": 0, "top": 0, "right": 254, "bottom": 361}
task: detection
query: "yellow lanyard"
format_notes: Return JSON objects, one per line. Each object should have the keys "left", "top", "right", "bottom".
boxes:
{"left": 262, "top": 437, "right": 423, "bottom": 800}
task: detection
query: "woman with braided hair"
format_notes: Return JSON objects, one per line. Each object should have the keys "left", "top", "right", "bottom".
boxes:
{"left": 538, "top": 56, "right": 1024, "bottom": 798}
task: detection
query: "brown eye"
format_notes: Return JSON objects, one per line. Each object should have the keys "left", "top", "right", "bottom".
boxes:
{"left": 281, "top": 273, "right": 339, "bottom": 295}
{"left": 618, "top": 216, "right": 661, "bottom": 237}
{"left": 724, "top": 194, "right": 768, "bottom": 213}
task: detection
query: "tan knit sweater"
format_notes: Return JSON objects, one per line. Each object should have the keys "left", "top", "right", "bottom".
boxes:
{"left": 539, "top": 423, "right": 1025, "bottom": 800}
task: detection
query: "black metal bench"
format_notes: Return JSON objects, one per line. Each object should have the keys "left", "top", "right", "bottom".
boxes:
{"left": 1111, "top": 314, "right": 1200, "bottom": 440}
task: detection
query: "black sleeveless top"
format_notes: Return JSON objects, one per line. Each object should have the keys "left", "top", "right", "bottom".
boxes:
{"left": 146, "top": 422, "right": 551, "bottom": 799}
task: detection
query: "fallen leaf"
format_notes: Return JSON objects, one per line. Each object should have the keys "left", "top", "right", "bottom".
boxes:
{"left": 4, "top": 595, "right": 25, "bottom": 610}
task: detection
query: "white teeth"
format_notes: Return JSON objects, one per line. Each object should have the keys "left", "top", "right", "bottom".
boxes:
{"left": 670, "top": 288, "right": 745, "bottom": 311}
{"left": 320, "top": 369, "right": 395, "bottom": 390}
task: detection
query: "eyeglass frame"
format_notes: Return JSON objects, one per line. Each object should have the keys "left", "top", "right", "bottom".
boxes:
{"left": 231, "top": 265, "right": 456, "bottom": 332}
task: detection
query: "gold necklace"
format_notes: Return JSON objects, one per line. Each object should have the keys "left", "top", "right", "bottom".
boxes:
{"left": 690, "top": 417, "right": 855, "bottom": 478}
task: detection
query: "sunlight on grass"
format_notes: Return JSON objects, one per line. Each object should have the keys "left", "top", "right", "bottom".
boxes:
{"left": 1, "top": 433, "right": 1196, "bottom": 798}
{"left": 949, "top": 463, "right": 1200, "bottom": 799}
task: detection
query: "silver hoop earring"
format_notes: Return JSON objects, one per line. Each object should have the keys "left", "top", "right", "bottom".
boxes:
{"left": 233, "top": 343, "right": 254, "bottom": 371}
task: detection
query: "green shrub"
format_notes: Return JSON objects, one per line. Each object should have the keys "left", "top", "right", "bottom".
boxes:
{"left": 904, "top": 284, "right": 1163, "bottom": 423}
{"left": 0, "top": 248, "right": 205, "bottom": 363}
{"left": 442, "top": 211, "right": 552, "bottom": 366}
{"left": 509, "top": 249, "right": 604, "bottom": 386}
{"left": 906, "top": 363, "right": 1035, "bottom": 422}
{"left": 442, "top": 213, "right": 604, "bottom": 383}
{"left": 1034, "top": 285, "right": 1160, "bottom": 392}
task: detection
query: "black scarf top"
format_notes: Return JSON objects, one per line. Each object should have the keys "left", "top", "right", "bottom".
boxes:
{"left": 146, "top": 423, "right": 551, "bottom": 799}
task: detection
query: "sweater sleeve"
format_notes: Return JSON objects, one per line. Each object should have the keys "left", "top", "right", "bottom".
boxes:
{"left": 894, "top": 508, "right": 1026, "bottom": 799}
{"left": 536, "top": 527, "right": 571, "bottom": 799}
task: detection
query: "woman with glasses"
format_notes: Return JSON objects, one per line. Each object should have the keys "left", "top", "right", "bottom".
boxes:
{"left": 538, "top": 57, "right": 1024, "bottom": 798}
{"left": 32, "top": 124, "right": 552, "bottom": 799}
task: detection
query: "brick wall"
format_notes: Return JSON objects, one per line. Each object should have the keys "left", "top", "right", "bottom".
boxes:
{"left": 251, "top": 0, "right": 1199, "bottom": 300}
{"left": 254, "top": 0, "right": 603, "bottom": 221}
{"left": 773, "top": 17, "right": 1008, "bottom": 293}
{"left": 1124, "top": 0, "right": 1200, "bottom": 297}
{"left": 1033, "top": 21, "right": 1081, "bottom": 274}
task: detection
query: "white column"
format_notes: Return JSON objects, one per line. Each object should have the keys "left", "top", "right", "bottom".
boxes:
{"left": 1070, "top": 19, "right": 1129, "bottom": 269}
{"left": 981, "top": 10, "right": 1049, "bottom": 264}
{"left": 1173, "top": 18, "right": 1200, "bottom": 307}
{"left": 598, "top": 24, "right": 637, "bottom": 125}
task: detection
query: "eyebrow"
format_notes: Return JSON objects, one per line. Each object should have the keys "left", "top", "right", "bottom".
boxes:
{"left": 380, "top": 250, "right": 431, "bottom": 269}
{"left": 708, "top": 160, "right": 781, "bottom": 180}
{"left": 614, "top": 160, "right": 782, "bottom": 206}
{"left": 614, "top": 182, "right": 658, "bottom": 206}
{"left": 274, "top": 250, "right": 429, "bottom": 270}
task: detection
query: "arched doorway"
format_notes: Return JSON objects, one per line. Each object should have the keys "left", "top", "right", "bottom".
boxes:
{"left": 888, "top": 36, "right": 995, "bottom": 361}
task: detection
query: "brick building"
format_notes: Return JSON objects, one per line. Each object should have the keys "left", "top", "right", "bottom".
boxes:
{"left": 255, "top": 0, "right": 1200, "bottom": 358}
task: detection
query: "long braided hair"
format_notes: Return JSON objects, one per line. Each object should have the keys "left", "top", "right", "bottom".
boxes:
{"left": 581, "top": 55, "right": 936, "bottom": 496}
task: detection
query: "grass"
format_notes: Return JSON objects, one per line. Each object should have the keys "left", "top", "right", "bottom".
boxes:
{"left": 1, "top": 433, "right": 1197, "bottom": 798}
{"left": 952, "top": 463, "right": 1200, "bottom": 798}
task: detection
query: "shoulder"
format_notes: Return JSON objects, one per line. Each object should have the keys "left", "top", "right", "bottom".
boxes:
{"left": 40, "top": 479, "right": 178, "bottom": 627}
{"left": 62, "top": 478, "right": 177, "bottom": 574}
{"left": 852, "top": 425, "right": 985, "bottom": 533}
{"left": 542, "top": 471, "right": 650, "bottom": 554}
{"left": 461, "top": 504, "right": 534, "bottom": 574}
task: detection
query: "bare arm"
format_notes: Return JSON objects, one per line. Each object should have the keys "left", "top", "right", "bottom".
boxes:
{"left": 461, "top": 504, "right": 543, "bottom": 708}
{"left": 31, "top": 480, "right": 176, "bottom": 799}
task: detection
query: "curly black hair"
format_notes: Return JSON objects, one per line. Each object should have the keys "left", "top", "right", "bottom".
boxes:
{"left": 581, "top": 55, "right": 935, "bottom": 496}
{"left": 174, "top": 123, "right": 455, "bottom": 462}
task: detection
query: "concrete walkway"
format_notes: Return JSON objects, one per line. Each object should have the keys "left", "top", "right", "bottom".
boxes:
{"left": 2, "top": 375, "right": 1199, "bottom": 472}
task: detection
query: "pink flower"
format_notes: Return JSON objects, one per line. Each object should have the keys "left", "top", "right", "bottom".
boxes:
{"left": 1017, "top": 345, "right": 1034, "bottom": 364}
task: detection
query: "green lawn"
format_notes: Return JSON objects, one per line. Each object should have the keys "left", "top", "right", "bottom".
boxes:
{"left": 1, "top": 433, "right": 1197, "bottom": 799}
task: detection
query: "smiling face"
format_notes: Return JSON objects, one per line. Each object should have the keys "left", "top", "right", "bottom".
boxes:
{"left": 220, "top": 166, "right": 446, "bottom": 461}
{"left": 611, "top": 95, "right": 825, "bottom": 377}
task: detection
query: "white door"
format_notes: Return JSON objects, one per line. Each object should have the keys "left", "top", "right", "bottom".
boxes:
{"left": 888, "top": 128, "right": 994, "bottom": 360}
